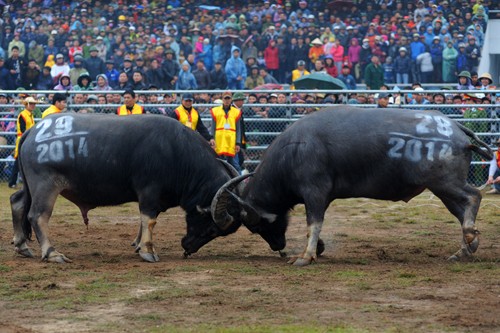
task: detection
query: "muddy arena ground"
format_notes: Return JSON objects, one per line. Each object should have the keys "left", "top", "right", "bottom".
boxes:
{"left": 0, "top": 184, "right": 499, "bottom": 333}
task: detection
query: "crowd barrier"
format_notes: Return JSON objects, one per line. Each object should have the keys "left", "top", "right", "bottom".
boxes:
{"left": 1, "top": 89, "right": 499, "bottom": 187}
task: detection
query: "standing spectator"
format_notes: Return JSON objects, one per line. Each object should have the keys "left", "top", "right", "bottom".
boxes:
{"left": 225, "top": 46, "right": 247, "bottom": 90}
{"left": 192, "top": 60, "right": 211, "bottom": 90}
{"left": 5, "top": 46, "right": 25, "bottom": 89}
{"left": 211, "top": 91, "right": 242, "bottom": 173}
{"left": 264, "top": 40, "right": 279, "bottom": 82}
{"left": 116, "top": 90, "right": 144, "bottom": 116}
{"left": 104, "top": 60, "right": 120, "bottom": 88}
{"left": 486, "top": 139, "right": 500, "bottom": 194}
{"left": 145, "top": 59, "right": 164, "bottom": 91}
{"left": 429, "top": 37, "right": 443, "bottom": 83}
{"left": 364, "top": 56, "right": 384, "bottom": 90}
{"left": 176, "top": 61, "right": 198, "bottom": 90}
{"left": 410, "top": 33, "right": 426, "bottom": 82}
{"left": 276, "top": 36, "right": 288, "bottom": 83}
{"left": 161, "top": 50, "right": 180, "bottom": 90}
{"left": 330, "top": 39, "right": 344, "bottom": 75}
{"left": 394, "top": 47, "right": 411, "bottom": 85}
{"left": 8, "top": 96, "right": 39, "bottom": 188}
{"left": 210, "top": 61, "right": 228, "bottom": 90}
{"left": 337, "top": 65, "right": 356, "bottom": 91}
{"left": 383, "top": 57, "right": 395, "bottom": 84}
{"left": 68, "top": 39, "right": 83, "bottom": 64}
{"left": 348, "top": 38, "right": 361, "bottom": 81}
{"left": 465, "top": 36, "right": 481, "bottom": 73}
{"left": 442, "top": 41, "right": 458, "bottom": 83}
{"left": 8, "top": 32, "right": 26, "bottom": 58}
{"left": 359, "top": 39, "right": 372, "bottom": 78}
{"left": 29, "top": 40, "right": 45, "bottom": 66}
{"left": 171, "top": 93, "right": 214, "bottom": 145}
{"left": 85, "top": 46, "right": 106, "bottom": 82}
{"left": 291, "top": 60, "right": 310, "bottom": 85}
{"left": 50, "top": 53, "right": 70, "bottom": 84}
{"left": 416, "top": 51, "right": 434, "bottom": 83}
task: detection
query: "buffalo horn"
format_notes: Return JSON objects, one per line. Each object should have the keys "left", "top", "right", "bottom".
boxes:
{"left": 217, "top": 158, "right": 241, "bottom": 179}
{"left": 211, "top": 173, "right": 254, "bottom": 230}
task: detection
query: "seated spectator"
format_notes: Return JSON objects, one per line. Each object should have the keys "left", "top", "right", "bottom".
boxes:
{"left": 36, "top": 66, "right": 54, "bottom": 90}
{"left": 245, "top": 65, "right": 264, "bottom": 89}
{"left": 69, "top": 55, "right": 88, "bottom": 86}
{"left": 74, "top": 72, "right": 93, "bottom": 91}
{"left": 259, "top": 67, "right": 279, "bottom": 84}
{"left": 457, "top": 71, "right": 475, "bottom": 90}
{"left": 94, "top": 74, "right": 112, "bottom": 91}
{"left": 176, "top": 61, "right": 197, "bottom": 90}
{"left": 54, "top": 74, "right": 72, "bottom": 90}
{"left": 51, "top": 53, "right": 70, "bottom": 84}
{"left": 337, "top": 65, "right": 356, "bottom": 90}
{"left": 478, "top": 73, "right": 496, "bottom": 90}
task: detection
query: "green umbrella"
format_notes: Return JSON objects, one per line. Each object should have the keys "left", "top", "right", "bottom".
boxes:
{"left": 293, "top": 72, "right": 347, "bottom": 90}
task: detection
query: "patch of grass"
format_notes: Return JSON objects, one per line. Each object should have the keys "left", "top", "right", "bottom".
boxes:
{"left": 0, "top": 264, "right": 11, "bottom": 272}
{"left": 334, "top": 270, "right": 367, "bottom": 279}
{"left": 148, "top": 325, "right": 368, "bottom": 333}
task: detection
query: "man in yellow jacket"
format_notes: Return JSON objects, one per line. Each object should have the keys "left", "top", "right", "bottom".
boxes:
{"left": 9, "top": 96, "right": 39, "bottom": 188}
{"left": 291, "top": 60, "right": 310, "bottom": 88}
{"left": 41, "top": 93, "right": 67, "bottom": 118}
{"left": 211, "top": 90, "right": 242, "bottom": 173}
{"left": 117, "top": 89, "right": 144, "bottom": 115}
{"left": 172, "top": 93, "right": 214, "bottom": 146}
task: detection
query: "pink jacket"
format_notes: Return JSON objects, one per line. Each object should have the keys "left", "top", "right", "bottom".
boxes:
{"left": 330, "top": 44, "right": 344, "bottom": 62}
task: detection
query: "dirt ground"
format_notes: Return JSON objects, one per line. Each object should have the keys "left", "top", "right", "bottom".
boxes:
{"left": 0, "top": 184, "right": 499, "bottom": 333}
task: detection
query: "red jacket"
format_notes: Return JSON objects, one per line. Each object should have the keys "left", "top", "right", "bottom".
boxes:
{"left": 264, "top": 42, "right": 279, "bottom": 70}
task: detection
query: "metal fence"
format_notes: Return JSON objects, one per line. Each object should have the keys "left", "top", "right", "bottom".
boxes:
{"left": 1, "top": 89, "right": 499, "bottom": 188}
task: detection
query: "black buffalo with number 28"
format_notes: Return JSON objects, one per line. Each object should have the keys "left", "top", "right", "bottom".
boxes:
{"left": 212, "top": 107, "right": 493, "bottom": 265}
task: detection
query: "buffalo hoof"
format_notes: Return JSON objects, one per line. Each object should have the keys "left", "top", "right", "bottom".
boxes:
{"left": 45, "top": 251, "right": 72, "bottom": 263}
{"left": 140, "top": 252, "right": 160, "bottom": 263}
{"left": 278, "top": 250, "right": 287, "bottom": 258}
{"left": 15, "top": 246, "right": 34, "bottom": 258}
{"left": 464, "top": 228, "right": 480, "bottom": 253}
{"left": 183, "top": 251, "right": 191, "bottom": 259}
{"left": 447, "top": 248, "right": 473, "bottom": 262}
{"left": 287, "top": 256, "right": 315, "bottom": 266}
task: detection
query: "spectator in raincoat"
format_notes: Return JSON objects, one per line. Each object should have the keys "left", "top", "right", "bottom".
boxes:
{"left": 442, "top": 41, "right": 458, "bottom": 83}
{"left": 176, "top": 60, "right": 198, "bottom": 90}
{"left": 225, "top": 46, "right": 247, "bottom": 90}
{"left": 308, "top": 38, "right": 324, "bottom": 70}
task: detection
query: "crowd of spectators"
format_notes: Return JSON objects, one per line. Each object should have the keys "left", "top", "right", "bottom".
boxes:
{"left": 0, "top": 0, "right": 498, "bottom": 94}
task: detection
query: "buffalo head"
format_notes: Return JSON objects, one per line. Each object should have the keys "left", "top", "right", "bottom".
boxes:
{"left": 210, "top": 174, "right": 287, "bottom": 252}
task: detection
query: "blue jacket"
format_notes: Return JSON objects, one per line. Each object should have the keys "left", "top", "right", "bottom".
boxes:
{"left": 337, "top": 73, "right": 356, "bottom": 90}
{"left": 225, "top": 46, "right": 247, "bottom": 83}
{"left": 176, "top": 61, "right": 198, "bottom": 90}
{"left": 410, "top": 41, "right": 425, "bottom": 60}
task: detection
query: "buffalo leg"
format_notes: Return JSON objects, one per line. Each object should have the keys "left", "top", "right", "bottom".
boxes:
{"left": 135, "top": 213, "right": 159, "bottom": 262}
{"left": 131, "top": 223, "right": 142, "bottom": 248}
{"left": 433, "top": 184, "right": 481, "bottom": 261}
{"left": 28, "top": 190, "right": 72, "bottom": 263}
{"left": 10, "top": 189, "right": 33, "bottom": 258}
{"left": 288, "top": 201, "right": 327, "bottom": 266}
